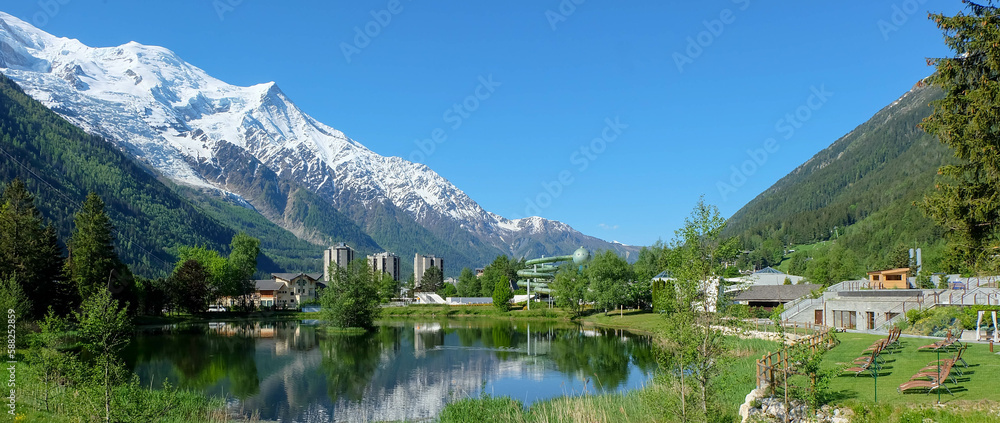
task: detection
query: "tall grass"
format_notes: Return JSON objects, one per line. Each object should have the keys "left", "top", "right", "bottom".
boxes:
{"left": 13, "top": 357, "right": 249, "bottom": 423}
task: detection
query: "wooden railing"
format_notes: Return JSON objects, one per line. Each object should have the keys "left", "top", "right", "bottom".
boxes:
{"left": 755, "top": 328, "right": 837, "bottom": 389}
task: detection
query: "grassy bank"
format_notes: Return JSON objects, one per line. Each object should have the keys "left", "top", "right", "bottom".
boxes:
{"left": 11, "top": 352, "right": 247, "bottom": 423}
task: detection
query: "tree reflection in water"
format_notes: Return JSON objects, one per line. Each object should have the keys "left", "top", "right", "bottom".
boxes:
{"left": 127, "top": 320, "right": 655, "bottom": 422}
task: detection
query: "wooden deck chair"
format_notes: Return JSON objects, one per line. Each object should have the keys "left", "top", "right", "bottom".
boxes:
{"left": 917, "top": 360, "right": 962, "bottom": 378}
{"left": 931, "top": 344, "right": 968, "bottom": 368}
{"left": 842, "top": 352, "right": 876, "bottom": 376}
{"left": 898, "top": 379, "right": 953, "bottom": 395}
{"left": 911, "top": 360, "right": 958, "bottom": 384}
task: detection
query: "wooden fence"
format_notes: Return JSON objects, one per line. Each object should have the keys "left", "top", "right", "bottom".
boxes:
{"left": 755, "top": 328, "right": 837, "bottom": 389}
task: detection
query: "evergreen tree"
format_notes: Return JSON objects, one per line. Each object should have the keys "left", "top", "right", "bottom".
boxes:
{"left": 0, "top": 179, "right": 65, "bottom": 317}
{"left": 492, "top": 278, "right": 513, "bottom": 312}
{"left": 419, "top": 266, "right": 444, "bottom": 293}
{"left": 921, "top": 3, "right": 1000, "bottom": 273}
{"left": 65, "top": 193, "right": 130, "bottom": 304}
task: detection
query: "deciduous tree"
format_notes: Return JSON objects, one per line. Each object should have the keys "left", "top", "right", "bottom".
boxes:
{"left": 322, "top": 259, "right": 381, "bottom": 330}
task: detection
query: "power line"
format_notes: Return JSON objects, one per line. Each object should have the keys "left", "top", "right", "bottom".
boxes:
{"left": 0, "top": 143, "right": 175, "bottom": 270}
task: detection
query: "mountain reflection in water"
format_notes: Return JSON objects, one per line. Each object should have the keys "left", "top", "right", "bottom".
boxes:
{"left": 125, "top": 319, "right": 656, "bottom": 422}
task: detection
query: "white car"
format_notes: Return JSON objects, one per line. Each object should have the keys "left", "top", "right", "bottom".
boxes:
{"left": 207, "top": 305, "right": 227, "bottom": 312}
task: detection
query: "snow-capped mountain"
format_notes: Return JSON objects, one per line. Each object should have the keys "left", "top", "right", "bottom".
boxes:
{"left": 0, "top": 12, "right": 636, "bottom": 266}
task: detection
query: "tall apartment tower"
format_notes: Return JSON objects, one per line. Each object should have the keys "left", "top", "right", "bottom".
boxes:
{"left": 367, "top": 252, "right": 401, "bottom": 281}
{"left": 323, "top": 242, "right": 354, "bottom": 281}
{"left": 413, "top": 254, "right": 444, "bottom": 288}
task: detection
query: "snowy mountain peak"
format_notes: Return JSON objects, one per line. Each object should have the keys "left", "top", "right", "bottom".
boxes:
{"left": 0, "top": 11, "right": 636, "bottom": 261}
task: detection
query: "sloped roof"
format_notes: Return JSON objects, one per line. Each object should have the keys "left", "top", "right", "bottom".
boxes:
{"left": 272, "top": 273, "right": 323, "bottom": 282}
{"left": 255, "top": 280, "right": 283, "bottom": 291}
{"left": 732, "top": 284, "right": 821, "bottom": 302}
{"left": 753, "top": 267, "right": 785, "bottom": 275}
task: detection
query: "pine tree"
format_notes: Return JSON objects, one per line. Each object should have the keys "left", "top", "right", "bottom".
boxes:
{"left": 419, "top": 266, "right": 444, "bottom": 293}
{"left": 0, "top": 179, "right": 65, "bottom": 317}
{"left": 65, "top": 193, "right": 127, "bottom": 302}
{"left": 921, "top": 2, "right": 1000, "bottom": 273}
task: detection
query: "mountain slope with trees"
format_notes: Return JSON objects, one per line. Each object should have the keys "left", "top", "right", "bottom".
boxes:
{"left": 724, "top": 82, "right": 955, "bottom": 277}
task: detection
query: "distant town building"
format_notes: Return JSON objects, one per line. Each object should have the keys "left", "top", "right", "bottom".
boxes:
{"left": 368, "top": 252, "right": 401, "bottom": 281}
{"left": 231, "top": 272, "right": 324, "bottom": 310}
{"left": 414, "top": 254, "right": 444, "bottom": 288}
{"left": 323, "top": 243, "right": 354, "bottom": 281}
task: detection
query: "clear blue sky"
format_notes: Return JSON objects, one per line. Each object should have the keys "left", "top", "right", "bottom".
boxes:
{"left": 2, "top": 0, "right": 964, "bottom": 247}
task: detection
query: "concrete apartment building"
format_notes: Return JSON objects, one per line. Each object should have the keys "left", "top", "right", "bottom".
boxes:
{"left": 323, "top": 243, "right": 354, "bottom": 281}
{"left": 368, "top": 252, "right": 401, "bottom": 281}
{"left": 414, "top": 254, "right": 444, "bottom": 288}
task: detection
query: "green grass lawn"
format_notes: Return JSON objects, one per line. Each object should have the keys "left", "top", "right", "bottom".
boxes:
{"left": 822, "top": 332, "right": 1000, "bottom": 406}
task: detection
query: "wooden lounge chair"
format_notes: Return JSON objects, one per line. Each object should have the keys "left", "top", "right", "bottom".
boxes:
{"left": 898, "top": 379, "right": 953, "bottom": 395}
{"left": 928, "top": 345, "right": 968, "bottom": 368}
{"left": 855, "top": 343, "right": 886, "bottom": 366}
{"left": 842, "top": 351, "right": 877, "bottom": 376}
{"left": 911, "top": 360, "right": 958, "bottom": 384}
{"left": 917, "top": 330, "right": 958, "bottom": 351}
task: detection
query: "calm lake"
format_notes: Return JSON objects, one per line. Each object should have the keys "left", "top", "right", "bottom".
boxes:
{"left": 125, "top": 319, "right": 657, "bottom": 422}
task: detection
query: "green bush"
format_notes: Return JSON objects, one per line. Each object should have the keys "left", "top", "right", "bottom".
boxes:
{"left": 906, "top": 306, "right": 964, "bottom": 336}
{"left": 958, "top": 305, "right": 999, "bottom": 330}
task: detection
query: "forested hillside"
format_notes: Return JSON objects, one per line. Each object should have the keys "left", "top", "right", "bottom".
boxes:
{"left": 0, "top": 73, "right": 237, "bottom": 276}
{"left": 724, "top": 82, "right": 955, "bottom": 282}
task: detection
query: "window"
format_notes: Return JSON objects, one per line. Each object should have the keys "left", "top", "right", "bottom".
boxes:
{"left": 833, "top": 310, "right": 856, "bottom": 329}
